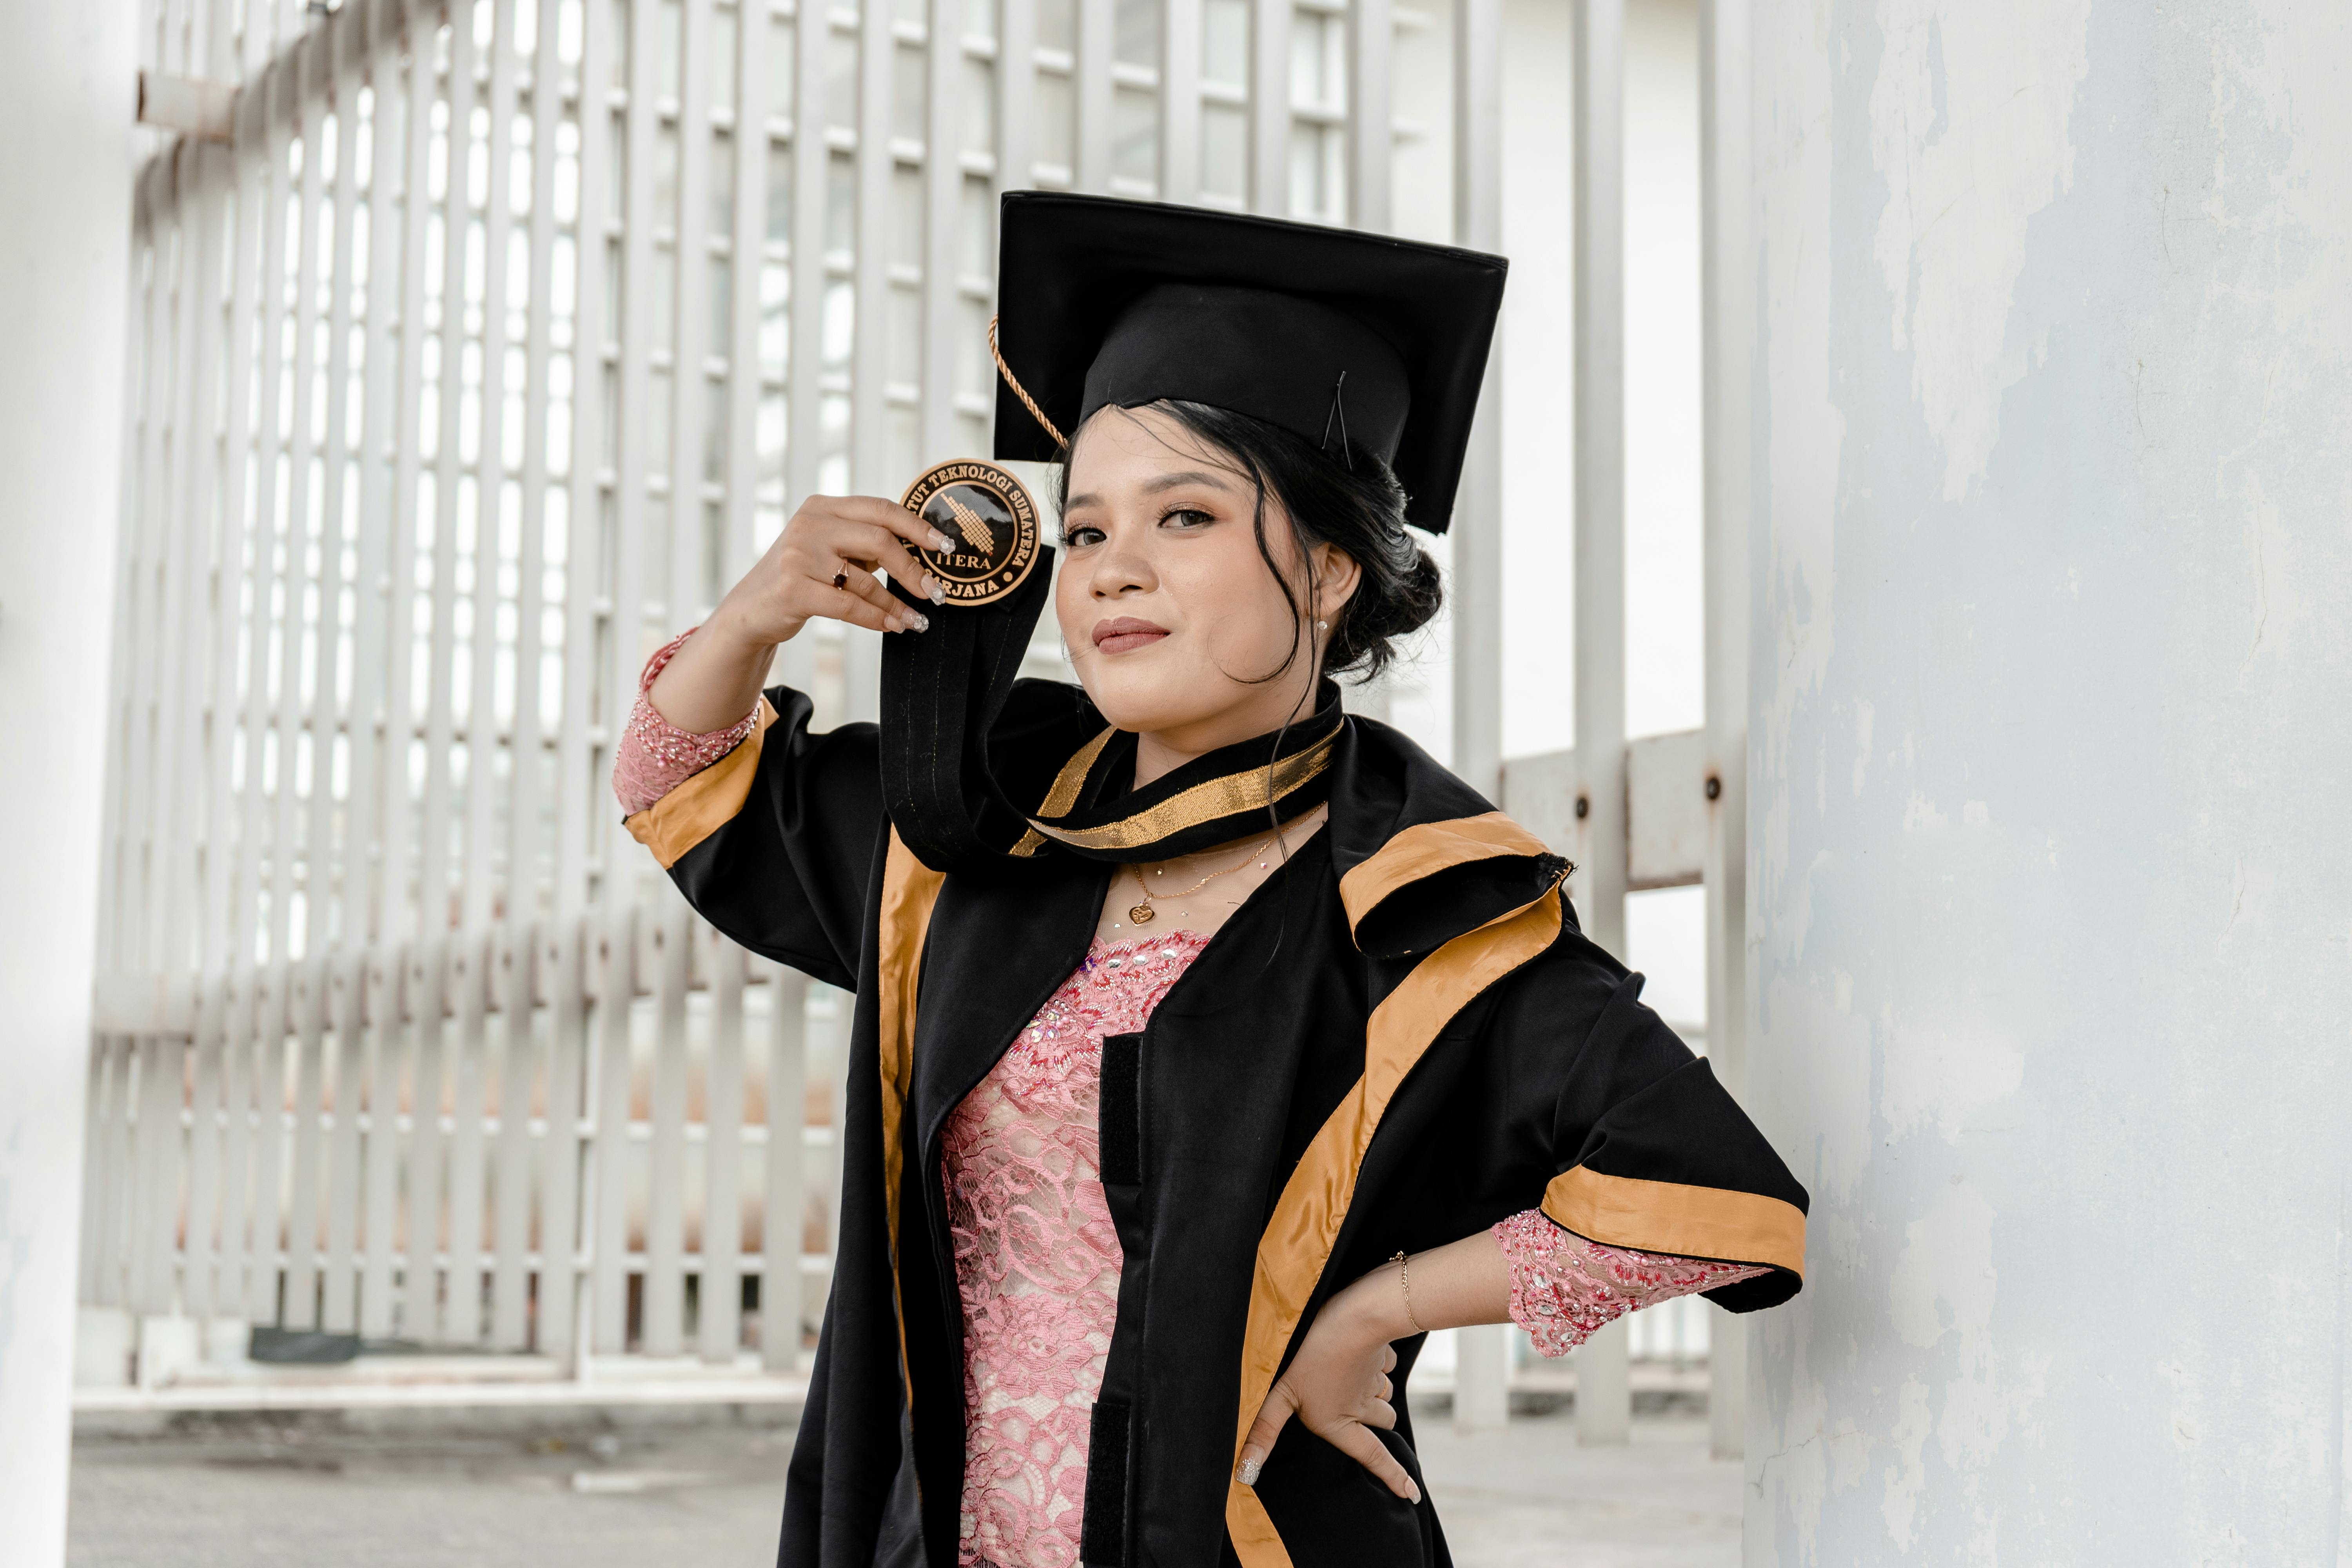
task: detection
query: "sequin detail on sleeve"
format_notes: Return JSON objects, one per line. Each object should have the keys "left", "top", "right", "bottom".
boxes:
{"left": 611, "top": 626, "right": 762, "bottom": 815}
{"left": 1492, "top": 1208, "right": 1772, "bottom": 1359}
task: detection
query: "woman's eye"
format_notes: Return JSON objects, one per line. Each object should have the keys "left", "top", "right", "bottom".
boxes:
{"left": 1161, "top": 507, "right": 1215, "bottom": 529}
{"left": 1060, "top": 524, "right": 1106, "bottom": 548}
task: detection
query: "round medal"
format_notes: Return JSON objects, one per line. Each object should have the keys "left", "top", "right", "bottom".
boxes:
{"left": 898, "top": 459, "right": 1043, "bottom": 607}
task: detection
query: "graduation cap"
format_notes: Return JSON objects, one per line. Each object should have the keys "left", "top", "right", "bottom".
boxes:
{"left": 989, "top": 192, "right": 1508, "bottom": 534}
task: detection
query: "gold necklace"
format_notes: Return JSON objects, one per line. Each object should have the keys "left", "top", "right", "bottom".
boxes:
{"left": 1125, "top": 830, "right": 1281, "bottom": 926}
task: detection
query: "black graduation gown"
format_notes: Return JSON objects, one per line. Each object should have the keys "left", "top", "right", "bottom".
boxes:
{"left": 626, "top": 679, "right": 1809, "bottom": 1568}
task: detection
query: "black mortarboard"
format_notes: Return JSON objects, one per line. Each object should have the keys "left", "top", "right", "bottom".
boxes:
{"left": 991, "top": 192, "right": 1507, "bottom": 534}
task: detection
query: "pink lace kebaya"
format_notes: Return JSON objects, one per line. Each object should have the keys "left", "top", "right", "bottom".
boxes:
{"left": 943, "top": 933, "right": 1207, "bottom": 1568}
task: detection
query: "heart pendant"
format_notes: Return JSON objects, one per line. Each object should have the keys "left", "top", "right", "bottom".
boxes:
{"left": 1128, "top": 904, "right": 1156, "bottom": 924}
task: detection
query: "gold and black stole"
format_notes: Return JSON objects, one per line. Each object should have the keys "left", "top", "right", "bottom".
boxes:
{"left": 878, "top": 528, "right": 1341, "bottom": 871}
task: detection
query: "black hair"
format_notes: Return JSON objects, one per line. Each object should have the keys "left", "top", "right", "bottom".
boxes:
{"left": 1053, "top": 398, "right": 1444, "bottom": 686}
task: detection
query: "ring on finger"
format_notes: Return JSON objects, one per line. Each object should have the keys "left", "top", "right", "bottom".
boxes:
{"left": 830, "top": 566, "right": 849, "bottom": 590}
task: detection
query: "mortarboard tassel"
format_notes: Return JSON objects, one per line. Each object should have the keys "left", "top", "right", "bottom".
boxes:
{"left": 989, "top": 315, "right": 1069, "bottom": 450}
{"left": 1319, "top": 370, "right": 1354, "bottom": 470}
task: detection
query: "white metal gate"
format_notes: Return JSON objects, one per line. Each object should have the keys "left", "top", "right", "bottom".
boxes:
{"left": 89, "top": 0, "right": 1509, "bottom": 1375}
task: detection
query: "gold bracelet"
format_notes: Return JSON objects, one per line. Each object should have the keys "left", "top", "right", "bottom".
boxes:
{"left": 1391, "top": 1249, "right": 1424, "bottom": 1334}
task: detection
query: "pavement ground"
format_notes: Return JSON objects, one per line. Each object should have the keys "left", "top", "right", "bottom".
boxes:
{"left": 67, "top": 1405, "right": 1743, "bottom": 1567}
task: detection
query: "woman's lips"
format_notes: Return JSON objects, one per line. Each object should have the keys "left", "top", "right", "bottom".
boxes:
{"left": 1091, "top": 616, "right": 1170, "bottom": 655}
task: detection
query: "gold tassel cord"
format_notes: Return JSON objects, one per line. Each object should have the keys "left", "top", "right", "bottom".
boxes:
{"left": 989, "top": 315, "right": 1068, "bottom": 450}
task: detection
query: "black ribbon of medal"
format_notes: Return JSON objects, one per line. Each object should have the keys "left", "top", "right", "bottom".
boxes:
{"left": 878, "top": 461, "right": 1057, "bottom": 873}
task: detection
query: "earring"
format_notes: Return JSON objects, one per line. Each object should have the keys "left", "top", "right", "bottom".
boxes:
{"left": 1315, "top": 619, "right": 1328, "bottom": 632}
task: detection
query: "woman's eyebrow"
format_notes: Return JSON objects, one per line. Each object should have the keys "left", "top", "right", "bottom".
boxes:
{"left": 1063, "top": 468, "right": 1236, "bottom": 513}
{"left": 1140, "top": 468, "right": 1237, "bottom": 495}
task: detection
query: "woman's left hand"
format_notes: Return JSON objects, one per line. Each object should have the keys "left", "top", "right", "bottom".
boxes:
{"left": 1236, "top": 1277, "right": 1421, "bottom": 1504}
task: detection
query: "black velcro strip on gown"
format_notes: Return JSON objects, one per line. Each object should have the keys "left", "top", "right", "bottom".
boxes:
{"left": 1097, "top": 1031, "right": 1143, "bottom": 1186}
{"left": 1080, "top": 1398, "right": 1132, "bottom": 1566}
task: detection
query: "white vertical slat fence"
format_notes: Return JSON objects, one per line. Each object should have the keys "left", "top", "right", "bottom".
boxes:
{"left": 93, "top": 0, "right": 1478, "bottom": 1378}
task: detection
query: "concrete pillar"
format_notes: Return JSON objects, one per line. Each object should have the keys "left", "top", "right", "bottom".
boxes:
{"left": 1453, "top": 1323, "right": 1512, "bottom": 1434}
{"left": 1574, "top": 1313, "right": 1632, "bottom": 1446}
{"left": 0, "top": 5, "right": 139, "bottom": 1564}
{"left": 1745, "top": 2, "right": 2352, "bottom": 1561}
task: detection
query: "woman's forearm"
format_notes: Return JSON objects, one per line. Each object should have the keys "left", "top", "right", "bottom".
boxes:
{"left": 1318, "top": 1218, "right": 1773, "bottom": 1365}
{"left": 646, "top": 608, "right": 778, "bottom": 733}
{"left": 1323, "top": 1229, "right": 1514, "bottom": 1345}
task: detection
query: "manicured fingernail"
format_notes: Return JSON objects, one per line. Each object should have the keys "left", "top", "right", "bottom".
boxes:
{"left": 930, "top": 530, "right": 955, "bottom": 553}
{"left": 907, "top": 610, "right": 930, "bottom": 633}
{"left": 1407, "top": 1482, "right": 1422, "bottom": 1504}
{"left": 924, "top": 576, "right": 946, "bottom": 605}
{"left": 1237, "top": 1449, "right": 1263, "bottom": 1487}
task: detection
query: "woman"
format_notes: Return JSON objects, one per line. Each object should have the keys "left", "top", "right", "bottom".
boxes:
{"left": 615, "top": 193, "right": 1807, "bottom": 1568}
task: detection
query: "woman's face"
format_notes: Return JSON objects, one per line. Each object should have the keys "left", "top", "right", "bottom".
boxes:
{"left": 1055, "top": 405, "right": 1361, "bottom": 763}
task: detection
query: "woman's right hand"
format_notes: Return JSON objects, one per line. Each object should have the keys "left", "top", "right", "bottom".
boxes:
{"left": 710, "top": 493, "right": 956, "bottom": 647}
{"left": 647, "top": 494, "right": 957, "bottom": 732}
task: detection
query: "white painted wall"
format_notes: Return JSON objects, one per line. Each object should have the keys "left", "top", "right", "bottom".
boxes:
{"left": 0, "top": 2, "right": 139, "bottom": 1562}
{"left": 1745, "top": 1, "right": 2352, "bottom": 1559}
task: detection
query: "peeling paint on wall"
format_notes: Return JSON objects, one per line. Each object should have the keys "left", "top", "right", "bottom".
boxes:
{"left": 1869, "top": 0, "right": 2093, "bottom": 501}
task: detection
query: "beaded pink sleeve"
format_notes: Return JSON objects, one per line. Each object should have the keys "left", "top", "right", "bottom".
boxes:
{"left": 611, "top": 627, "right": 763, "bottom": 816}
{"left": 1492, "top": 1209, "right": 1772, "bottom": 1359}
